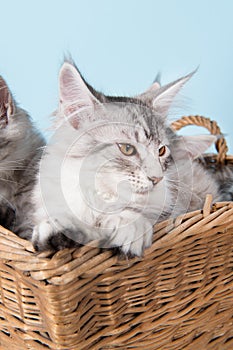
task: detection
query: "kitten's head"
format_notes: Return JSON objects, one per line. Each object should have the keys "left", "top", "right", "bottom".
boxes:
{"left": 51, "top": 64, "right": 173, "bottom": 215}
{"left": 51, "top": 62, "right": 216, "bottom": 222}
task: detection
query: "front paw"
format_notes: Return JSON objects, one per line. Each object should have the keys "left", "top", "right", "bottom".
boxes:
{"left": 32, "top": 221, "right": 80, "bottom": 251}
{"left": 106, "top": 218, "right": 153, "bottom": 257}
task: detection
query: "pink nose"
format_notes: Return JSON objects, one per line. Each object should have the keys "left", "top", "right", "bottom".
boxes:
{"left": 148, "top": 176, "right": 163, "bottom": 185}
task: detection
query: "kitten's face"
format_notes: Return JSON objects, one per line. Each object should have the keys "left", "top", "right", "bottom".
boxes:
{"left": 78, "top": 103, "right": 169, "bottom": 197}
{"left": 55, "top": 99, "right": 172, "bottom": 228}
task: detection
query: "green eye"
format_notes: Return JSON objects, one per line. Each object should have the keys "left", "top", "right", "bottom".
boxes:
{"left": 117, "top": 143, "right": 137, "bottom": 156}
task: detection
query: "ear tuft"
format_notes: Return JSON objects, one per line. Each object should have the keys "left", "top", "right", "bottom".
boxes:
{"left": 136, "top": 81, "right": 160, "bottom": 100}
{"left": 138, "top": 69, "right": 197, "bottom": 117}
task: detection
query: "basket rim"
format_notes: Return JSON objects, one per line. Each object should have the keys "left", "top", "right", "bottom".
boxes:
{"left": 0, "top": 199, "right": 232, "bottom": 283}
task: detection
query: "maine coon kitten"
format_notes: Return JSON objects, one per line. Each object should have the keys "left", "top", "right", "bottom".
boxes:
{"left": 201, "top": 158, "right": 233, "bottom": 201}
{"left": 31, "top": 62, "right": 220, "bottom": 256}
{"left": 0, "top": 77, "right": 45, "bottom": 237}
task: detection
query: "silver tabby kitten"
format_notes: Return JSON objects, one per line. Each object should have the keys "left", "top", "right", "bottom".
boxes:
{"left": 203, "top": 159, "right": 233, "bottom": 201}
{"left": 31, "top": 62, "right": 221, "bottom": 256}
{"left": 0, "top": 77, "right": 45, "bottom": 237}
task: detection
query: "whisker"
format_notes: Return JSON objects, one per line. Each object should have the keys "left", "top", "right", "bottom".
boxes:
{"left": 0, "top": 177, "right": 19, "bottom": 185}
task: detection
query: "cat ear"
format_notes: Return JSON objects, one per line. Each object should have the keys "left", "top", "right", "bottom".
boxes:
{"left": 136, "top": 72, "right": 161, "bottom": 99}
{"left": 176, "top": 135, "right": 217, "bottom": 159}
{"left": 0, "top": 77, "right": 15, "bottom": 126}
{"left": 136, "top": 81, "right": 161, "bottom": 99}
{"left": 59, "top": 62, "right": 102, "bottom": 128}
{"left": 138, "top": 70, "right": 196, "bottom": 116}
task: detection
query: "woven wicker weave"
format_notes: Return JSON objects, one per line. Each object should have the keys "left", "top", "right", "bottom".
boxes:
{"left": 0, "top": 116, "right": 233, "bottom": 350}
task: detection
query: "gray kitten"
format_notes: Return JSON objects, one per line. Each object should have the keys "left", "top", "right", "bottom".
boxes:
{"left": 31, "top": 62, "right": 221, "bottom": 256}
{"left": 199, "top": 154, "right": 233, "bottom": 201}
{"left": 0, "top": 77, "right": 45, "bottom": 237}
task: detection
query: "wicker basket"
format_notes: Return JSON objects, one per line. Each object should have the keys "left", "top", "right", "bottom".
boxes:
{"left": 0, "top": 116, "right": 233, "bottom": 350}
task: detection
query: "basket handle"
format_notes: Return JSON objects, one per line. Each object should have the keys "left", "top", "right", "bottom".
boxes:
{"left": 171, "top": 115, "right": 228, "bottom": 164}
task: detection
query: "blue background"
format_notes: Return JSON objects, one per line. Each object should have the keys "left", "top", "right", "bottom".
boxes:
{"left": 0, "top": 0, "right": 232, "bottom": 152}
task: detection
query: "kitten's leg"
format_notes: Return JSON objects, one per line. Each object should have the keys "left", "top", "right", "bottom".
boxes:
{"left": 130, "top": 219, "right": 153, "bottom": 256}
{"left": 32, "top": 221, "right": 53, "bottom": 251}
